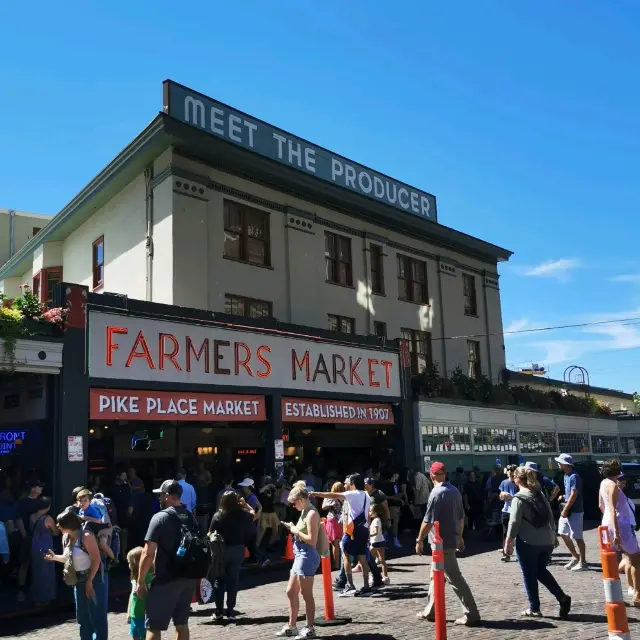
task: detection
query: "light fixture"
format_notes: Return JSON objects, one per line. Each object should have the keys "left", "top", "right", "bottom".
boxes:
{"left": 89, "top": 428, "right": 95, "bottom": 435}
{"left": 214, "top": 446, "right": 218, "bottom": 455}
{"left": 295, "top": 455, "right": 300, "bottom": 461}
{"left": 235, "top": 458, "right": 241, "bottom": 463}
{"left": 316, "top": 447, "right": 321, "bottom": 454}
{"left": 104, "top": 425, "right": 109, "bottom": 430}
{"left": 301, "top": 428, "right": 312, "bottom": 435}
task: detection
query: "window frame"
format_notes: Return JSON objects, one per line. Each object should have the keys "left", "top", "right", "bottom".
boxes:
{"left": 373, "top": 320, "right": 387, "bottom": 338}
{"left": 92, "top": 236, "right": 105, "bottom": 291}
{"left": 370, "top": 244, "right": 385, "bottom": 295}
{"left": 401, "top": 328, "right": 432, "bottom": 374}
{"left": 32, "top": 267, "right": 63, "bottom": 307}
{"left": 325, "top": 232, "right": 353, "bottom": 287}
{"left": 224, "top": 293, "right": 273, "bottom": 319}
{"left": 328, "top": 314, "right": 355, "bottom": 334}
{"left": 397, "top": 254, "right": 428, "bottom": 304}
{"left": 467, "top": 340, "right": 481, "bottom": 379}
{"left": 32, "top": 227, "right": 42, "bottom": 237}
{"left": 462, "top": 273, "right": 478, "bottom": 316}
{"left": 223, "top": 199, "right": 271, "bottom": 268}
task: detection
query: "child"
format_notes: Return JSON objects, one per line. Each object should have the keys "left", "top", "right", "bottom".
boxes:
{"left": 369, "top": 504, "right": 389, "bottom": 584}
{"left": 127, "top": 547, "right": 153, "bottom": 640}
{"left": 76, "top": 489, "right": 116, "bottom": 565}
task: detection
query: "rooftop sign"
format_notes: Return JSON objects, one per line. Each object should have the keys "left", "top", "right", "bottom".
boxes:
{"left": 163, "top": 80, "right": 437, "bottom": 222}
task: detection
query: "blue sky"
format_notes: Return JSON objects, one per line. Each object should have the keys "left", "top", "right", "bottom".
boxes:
{"left": 2, "top": 1, "right": 639, "bottom": 395}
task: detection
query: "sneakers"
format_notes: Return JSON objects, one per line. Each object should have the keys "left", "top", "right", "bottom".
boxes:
{"left": 564, "top": 558, "right": 580, "bottom": 570}
{"left": 559, "top": 595, "right": 572, "bottom": 620}
{"left": 382, "top": 576, "right": 391, "bottom": 585}
{"left": 521, "top": 609, "right": 542, "bottom": 617}
{"left": 338, "top": 585, "right": 355, "bottom": 597}
{"left": 353, "top": 564, "right": 362, "bottom": 573}
{"left": 295, "top": 627, "right": 317, "bottom": 639}
{"left": 332, "top": 581, "right": 346, "bottom": 592}
{"left": 276, "top": 625, "right": 298, "bottom": 637}
{"left": 500, "top": 555, "right": 511, "bottom": 562}
{"left": 571, "top": 562, "right": 588, "bottom": 572}
{"left": 211, "top": 612, "right": 224, "bottom": 622}
{"left": 393, "top": 537, "right": 402, "bottom": 548}
{"left": 354, "top": 586, "right": 373, "bottom": 597}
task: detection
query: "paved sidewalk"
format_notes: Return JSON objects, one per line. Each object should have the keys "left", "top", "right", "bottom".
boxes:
{"left": 5, "top": 527, "right": 635, "bottom": 640}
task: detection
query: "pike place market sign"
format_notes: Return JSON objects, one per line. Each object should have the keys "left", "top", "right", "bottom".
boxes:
{"left": 163, "top": 80, "right": 437, "bottom": 222}
{"left": 88, "top": 312, "right": 401, "bottom": 398}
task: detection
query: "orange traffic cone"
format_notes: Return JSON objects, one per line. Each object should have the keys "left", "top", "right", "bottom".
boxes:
{"left": 282, "top": 533, "right": 294, "bottom": 560}
{"left": 244, "top": 546, "right": 250, "bottom": 559}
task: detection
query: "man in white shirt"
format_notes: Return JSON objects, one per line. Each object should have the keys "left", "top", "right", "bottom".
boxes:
{"left": 176, "top": 468, "right": 197, "bottom": 513}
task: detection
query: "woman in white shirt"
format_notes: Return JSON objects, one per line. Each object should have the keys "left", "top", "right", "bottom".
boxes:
{"left": 45, "top": 509, "right": 108, "bottom": 640}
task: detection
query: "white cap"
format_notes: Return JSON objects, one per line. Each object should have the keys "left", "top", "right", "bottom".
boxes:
{"left": 237, "top": 478, "right": 254, "bottom": 487}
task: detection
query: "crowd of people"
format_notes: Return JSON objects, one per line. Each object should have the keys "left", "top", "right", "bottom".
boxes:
{"left": 0, "top": 452, "right": 638, "bottom": 639}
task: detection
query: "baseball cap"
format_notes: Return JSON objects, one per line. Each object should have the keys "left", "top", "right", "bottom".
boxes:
{"left": 364, "top": 477, "right": 375, "bottom": 486}
{"left": 554, "top": 454, "right": 574, "bottom": 466}
{"left": 153, "top": 480, "right": 183, "bottom": 497}
{"left": 237, "top": 478, "right": 254, "bottom": 488}
{"left": 27, "top": 479, "right": 45, "bottom": 489}
{"left": 524, "top": 462, "right": 539, "bottom": 472}
{"left": 429, "top": 462, "right": 446, "bottom": 475}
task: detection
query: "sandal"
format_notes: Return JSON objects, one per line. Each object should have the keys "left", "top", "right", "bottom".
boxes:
{"left": 521, "top": 609, "right": 542, "bottom": 617}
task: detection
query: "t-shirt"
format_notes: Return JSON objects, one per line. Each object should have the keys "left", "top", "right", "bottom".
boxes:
{"left": 15, "top": 497, "right": 40, "bottom": 533}
{"left": 369, "top": 517, "right": 384, "bottom": 544}
{"left": 80, "top": 504, "right": 103, "bottom": 521}
{"left": 0, "top": 502, "right": 16, "bottom": 524}
{"left": 563, "top": 472, "right": 584, "bottom": 514}
{"left": 498, "top": 479, "right": 518, "bottom": 514}
{"left": 368, "top": 489, "right": 388, "bottom": 507}
{"left": 343, "top": 490, "right": 370, "bottom": 529}
{"left": 130, "top": 571, "right": 154, "bottom": 618}
{"left": 145, "top": 506, "right": 195, "bottom": 584}
{"left": 209, "top": 509, "right": 253, "bottom": 546}
{"left": 259, "top": 487, "right": 276, "bottom": 513}
{"left": 380, "top": 482, "right": 401, "bottom": 505}
{"left": 423, "top": 482, "right": 464, "bottom": 549}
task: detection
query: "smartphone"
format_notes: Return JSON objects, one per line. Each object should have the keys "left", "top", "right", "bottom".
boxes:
{"left": 40, "top": 548, "right": 49, "bottom": 557}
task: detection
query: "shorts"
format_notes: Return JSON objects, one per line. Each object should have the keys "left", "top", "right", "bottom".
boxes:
{"left": 371, "top": 541, "right": 386, "bottom": 549}
{"left": 291, "top": 549, "right": 320, "bottom": 577}
{"left": 558, "top": 512, "right": 584, "bottom": 539}
{"left": 342, "top": 526, "right": 368, "bottom": 559}
{"left": 145, "top": 578, "right": 198, "bottom": 631}
{"left": 324, "top": 516, "right": 343, "bottom": 543}
{"left": 129, "top": 616, "right": 145, "bottom": 639}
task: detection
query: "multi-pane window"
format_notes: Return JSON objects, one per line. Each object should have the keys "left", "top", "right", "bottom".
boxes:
{"left": 223, "top": 200, "right": 271, "bottom": 267}
{"left": 32, "top": 227, "right": 41, "bottom": 237}
{"left": 591, "top": 435, "right": 619, "bottom": 455}
{"left": 370, "top": 244, "right": 385, "bottom": 295}
{"left": 224, "top": 294, "right": 272, "bottom": 318}
{"left": 45, "top": 268, "right": 62, "bottom": 307}
{"left": 467, "top": 340, "right": 481, "bottom": 379}
{"left": 421, "top": 425, "right": 472, "bottom": 452}
{"left": 397, "top": 255, "right": 428, "bottom": 303}
{"left": 463, "top": 273, "right": 478, "bottom": 316}
{"left": 325, "top": 232, "right": 353, "bottom": 286}
{"left": 92, "top": 236, "right": 104, "bottom": 290}
{"left": 621, "top": 437, "right": 640, "bottom": 455}
{"left": 373, "top": 321, "right": 387, "bottom": 338}
{"left": 519, "top": 431, "right": 557, "bottom": 454}
{"left": 401, "top": 328, "right": 432, "bottom": 374}
{"left": 328, "top": 314, "right": 355, "bottom": 334}
{"left": 557, "top": 432, "right": 590, "bottom": 453}
{"left": 473, "top": 427, "right": 517, "bottom": 452}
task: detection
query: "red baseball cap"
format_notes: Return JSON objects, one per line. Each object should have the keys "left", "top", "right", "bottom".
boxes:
{"left": 429, "top": 462, "right": 446, "bottom": 475}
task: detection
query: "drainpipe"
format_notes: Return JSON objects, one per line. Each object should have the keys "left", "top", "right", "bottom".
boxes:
{"left": 436, "top": 260, "right": 448, "bottom": 376}
{"left": 482, "top": 271, "right": 493, "bottom": 382}
{"left": 363, "top": 239, "right": 372, "bottom": 334}
{"left": 9, "top": 210, "right": 15, "bottom": 257}
{"left": 144, "top": 167, "right": 154, "bottom": 302}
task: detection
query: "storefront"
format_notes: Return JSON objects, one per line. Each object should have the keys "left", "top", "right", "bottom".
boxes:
{"left": 54, "top": 284, "right": 413, "bottom": 508}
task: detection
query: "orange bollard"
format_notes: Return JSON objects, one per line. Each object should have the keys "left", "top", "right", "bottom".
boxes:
{"left": 598, "top": 525, "right": 630, "bottom": 640}
{"left": 431, "top": 521, "right": 447, "bottom": 640}
{"left": 282, "top": 533, "right": 294, "bottom": 560}
{"left": 244, "top": 546, "right": 250, "bottom": 560}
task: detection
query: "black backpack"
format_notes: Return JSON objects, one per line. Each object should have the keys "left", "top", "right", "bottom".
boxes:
{"left": 166, "top": 507, "right": 211, "bottom": 579}
{"left": 515, "top": 492, "right": 551, "bottom": 528}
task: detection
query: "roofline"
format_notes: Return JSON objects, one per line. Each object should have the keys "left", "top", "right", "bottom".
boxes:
{"left": 506, "top": 370, "right": 634, "bottom": 400}
{"left": 0, "top": 116, "right": 168, "bottom": 280}
{"left": 0, "top": 210, "right": 53, "bottom": 220}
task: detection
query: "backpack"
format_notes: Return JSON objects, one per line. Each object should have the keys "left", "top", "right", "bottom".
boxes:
{"left": 166, "top": 507, "right": 211, "bottom": 579}
{"left": 515, "top": 492, "right": 551, "bottom": 528}
{"left": 62, "top": 533, "right": 87, "bottom": 586}
{"left": 94, "top": 493, "right": 116, "bottom": 525}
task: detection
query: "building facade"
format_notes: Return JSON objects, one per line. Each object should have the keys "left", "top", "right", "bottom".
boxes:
{"left": 0, "top": 209, "right": 51, "bottom": 271}
{"left": 0, "top": 80, "right": 512, "bottom": 386}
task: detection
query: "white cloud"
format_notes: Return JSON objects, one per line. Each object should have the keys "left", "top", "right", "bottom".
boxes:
{"left": 504, "top": 318, "right": 530, "bottom": 338}
{"left": 522, "top": 258, "right": 582, "bottom": 281}
{"left": 610, "top": 274, "right": 640, "bottom": 284}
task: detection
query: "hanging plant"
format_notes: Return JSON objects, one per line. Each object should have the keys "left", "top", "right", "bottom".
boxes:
{"left": 0, "top": 305, "right": 24, "bottom": 370}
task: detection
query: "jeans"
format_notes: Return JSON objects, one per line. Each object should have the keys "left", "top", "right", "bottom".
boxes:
{"left": 214, "top": 545, "right": 244, "bottom": 613}
{"left": 501, "top": 513, "right": 510, "bottom": 548}
{"left": 74, "top": 572, "right": 108, "bottom": 640}
{"left": 515, "top": 538, "right": 566, "bottom": 611}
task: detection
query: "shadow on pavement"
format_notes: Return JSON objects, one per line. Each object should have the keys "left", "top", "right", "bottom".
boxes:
{"left": 477, "top": 620, "right": 556, "bottom": 630}
{"left": 319, "top": 635, "right": 399, "bottom": 640}
{"left": 373, "top": 586, "right": 427, "bottom": 602}
{"left": 568, "top": 613, "right": 638, "bottom": 624}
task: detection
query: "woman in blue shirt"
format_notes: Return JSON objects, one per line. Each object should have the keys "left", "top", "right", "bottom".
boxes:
{"left": 499, "top": 465, "right": 518, "bottom": 562}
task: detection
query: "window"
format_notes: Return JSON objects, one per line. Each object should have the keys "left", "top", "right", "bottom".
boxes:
{"left": 325, "top": 232, "right": 352, "bottom": 286}
{"left": 92, "top": 236, "right": 104, "bottom": 290}
{"left": 397, "top": 255, "right": 428, "bottom": 303}
{"left": 224, "top": 294, "right": 272, "bottom": 319}
{"left": 621, "top": 437, "right": 640, "bottom": 455}
{"left": 401, "top": 328, "right": 432, "bottom": 374}
{"left": 32, "top": 274, "right": 41, "bottom": 300}
{"left": 473, "top": 427, "right": 517, "bottom": 452}
{"left": 557, "top": 432, "right": 590, "bottom": 453}
{"left": 467, "top": 340, "right": 481, "bottom": 379}
{"left": 32, "top": 227, "right": 41, "bottom": 236}
{"left": 373, "top": 321, "right": 387, "bottom": 338}
{"left": 370, "top": 244, "right": 385, "bottom": 294}
{"left": 591, "top": 435, "right": 619, "bottom": 455}
{"left": 223, "top": 200, "right": 271, "bottom": 267}
{"left": 519, "top": 431, "right": 557, "bottom": 454}
{"left": 328, "top": 314, "right": 355, "bottom": 334}
{"left": 33, "top": 268, "right": 63, "bottom": 306}
{"left": 463, "top": 273, "right": 478, "bottom": 316}
{"left": 421, "top": 424, "right": 471, "bottom": 452}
